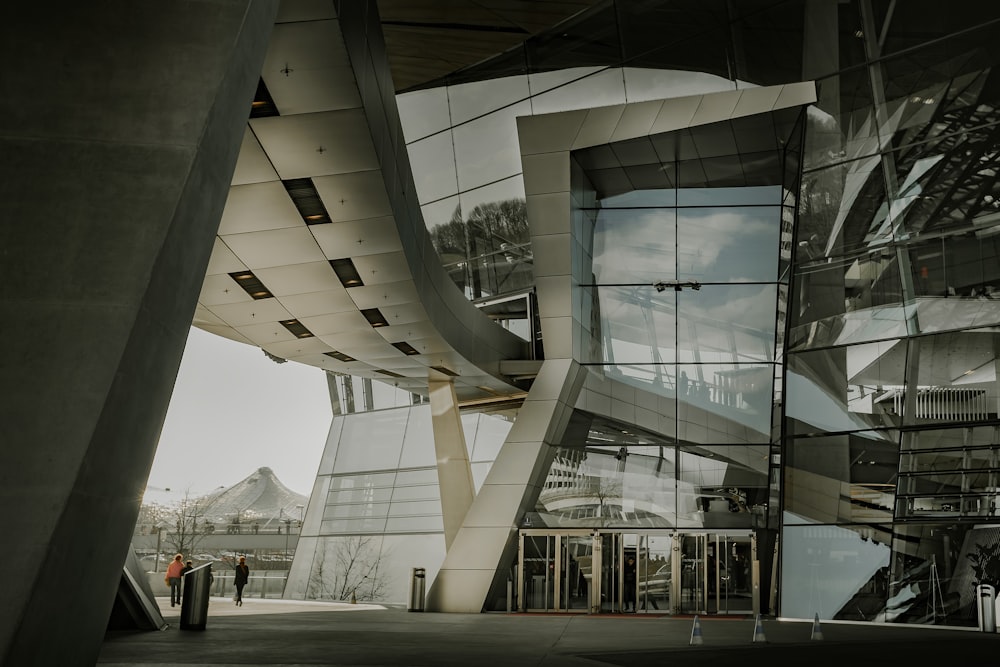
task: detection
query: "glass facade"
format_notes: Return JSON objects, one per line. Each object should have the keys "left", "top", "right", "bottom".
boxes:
{"left": 297, "top": 0, "right": 1000, "bottom": 624}
{"left": 527, "top": 414, "right": 769, "bottom": 531}
{"left": 287, "top": 404, "right": 514, "bottom": 602}
{"left": 397, "top": 62, "right": 742, "bottom": 337}
{"left": 781, "top": 2, "right": 1000, "bottom": 626}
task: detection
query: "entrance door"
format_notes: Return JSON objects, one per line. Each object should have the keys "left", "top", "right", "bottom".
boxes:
{"left": 560, "top": 535, "right": 594, "bottom": 611}
{"left": 675, "top": 532, "right": 755, "bottom": 615}
{"left": 521, "top": 534, "right": 556, "bottom": 611}
{"left": 678, "top": 533, "right": 709, "bottom": 614}
{"left": 519, "top": 531, "right": 594, "bottom": 612}
{"left": 718, "top": 534, "right": 754, "bottom": 615}
{"left": 519, "top": 530, "right": 755, "bottom": 615}
{"left": 636, "top": 534, "right": 672, "bottom": 613}
{"left": 594, "top": 532, "right": 673, "bottom": 614}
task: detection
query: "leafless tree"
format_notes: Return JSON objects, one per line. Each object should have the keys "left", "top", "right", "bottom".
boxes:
{"left": 138, "top": 491, "right": 208, "bottom": 558}
{"left": 307, "top": 536, "right": 390, "bottom": 601}
{"left": 590, "top": 475, "right": 624, "bottom": 527}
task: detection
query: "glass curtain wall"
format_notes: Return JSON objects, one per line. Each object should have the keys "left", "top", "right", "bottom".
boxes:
{"left": 395, "top": 0, "right": 791, "bottom": 323}
{"left": 385, "top": 0, "right": 1000, "bottom": 624}
{"left": 782, "top": 1, "right": 1000, "bottom": 626}
{"left": 522, "top": 113, "right": 804, "bottom": 537}
{"left": 286, "top": 405, "right": 514, "bottom": 604}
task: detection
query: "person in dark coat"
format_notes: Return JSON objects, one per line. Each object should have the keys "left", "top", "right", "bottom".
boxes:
{"left": 180, "top": 560, "right": 194, "bottom": 601}
{"left": 623, "top": 556, "right": 637, "bottom": 612}
{"left": 234, "top": 556, "right": 250, "bottom": 606}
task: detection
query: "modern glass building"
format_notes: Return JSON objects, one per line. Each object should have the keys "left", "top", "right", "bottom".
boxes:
{"left": 9, "top": 2, "right": 1000, "bottom": 663}
{"left": 279, "top": 1, "right": 1000, "bottom": 627}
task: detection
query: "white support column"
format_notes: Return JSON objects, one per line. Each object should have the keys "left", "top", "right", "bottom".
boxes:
{"left": 428, "top": 376, "right": 476, "bottom": 551}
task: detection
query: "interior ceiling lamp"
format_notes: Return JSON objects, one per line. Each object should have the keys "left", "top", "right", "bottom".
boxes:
{"left": 653, "top": 280, "right": 701, "bottom": 292}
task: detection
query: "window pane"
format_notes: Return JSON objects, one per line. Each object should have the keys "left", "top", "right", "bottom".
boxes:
{"left": 784, "top": 432, "right": 899, "bottom": 524}
{"left": 781, "top": 524, "right": 891, "bottom": 621}
{"left": 528, "top": 67, "right": 626, "bottom": 115}
{"left": 453, "top": 100, "right": 531, "bottom": 192}
{"left": 592, "top": 208, "right": 676, "bottom": 285}
{"left": 389, "top": 484, "right": 439, "bottom": 502}
{"left": 676, "top": 207, "right": 780, "bottom": 283}
{"left": 677, "top": 445, "right": 768, "bottom": 528}
{"left": 407, "top": 131, "right": 458, "bottom": 204}
{"left": 597, "top": 285, "right": 676, "bottom": 364}
{"left": 333, "top": 411, "right": 407, "bottom": 473}
{"left": 789, "top": 253, "right": 906, "bottom": 350}
{"left": 326, "top": 486, "right": 393, "bottom": 505}
{"left": 786, "top": 340, "right": 906, "bottom": 434}
{"left": 677, "top": 284, "right": 777, "bottom": 363}
{"left": 905, "top": 329, "right": 999, "bottom": 426}
{"left": 888, "top": 523, "right": 989, "bottom": 627}
{"left": 398, "top": 406, "right": 434, "bottom": 468}
{"left": 677, "top": 363, "right": 773, "bottom": 442}
{"left": 397, "top": 87, "right": 451, "bottom": 142}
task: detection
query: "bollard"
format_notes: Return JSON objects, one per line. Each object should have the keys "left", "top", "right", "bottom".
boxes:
{"left": 810, "top": 613, "right": 824, "bottom": 640}
{"left": 689, "top": 615, "right": 703, "bottom": 646}
{"left": 752, "top": 614, "right": 767, "bottom": 643}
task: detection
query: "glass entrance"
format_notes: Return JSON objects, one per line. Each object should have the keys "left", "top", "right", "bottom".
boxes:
{"left": 519, "top": 529, "right": 753, "bottom": 615}
{"left": 518, "top": 530, "right": 593, "bottom": 612}
{"left": 594, "top": 533, "right": 674, "bottom": 613}
{"left": 637, "top": 534, "right": 672, "bottom": 613}
{"left": 719, "top": 533, "right": 754, "bottom": 614}
{"left": 521, "top": 534, "right": 556, "bottom": 611}
{"left": 677, "top": 531, "right": 755, "bottom": 614}
{"left": 678, "top": 533, "right": 708, "bottom": 613}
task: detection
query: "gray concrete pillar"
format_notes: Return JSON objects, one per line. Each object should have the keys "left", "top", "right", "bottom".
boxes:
{"left": 0, "top": 3, "right": 277, "bottom": 664}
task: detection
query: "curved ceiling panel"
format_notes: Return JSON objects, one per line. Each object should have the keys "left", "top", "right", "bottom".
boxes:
{"left": 196, "top": 5, "right": 531, "bottom": 402}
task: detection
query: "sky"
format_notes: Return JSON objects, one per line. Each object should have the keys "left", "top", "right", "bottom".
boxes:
{"left": 143, "top": 327, "right": 332, "bottom": 504}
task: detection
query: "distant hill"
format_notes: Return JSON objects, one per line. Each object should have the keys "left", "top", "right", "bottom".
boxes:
{"left": 196, "top": 467, "right": 308, "bottom": 530}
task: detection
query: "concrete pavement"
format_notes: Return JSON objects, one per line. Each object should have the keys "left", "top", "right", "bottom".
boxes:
{"left": 97, "top": 597, "right": 1000, "bottom": 666}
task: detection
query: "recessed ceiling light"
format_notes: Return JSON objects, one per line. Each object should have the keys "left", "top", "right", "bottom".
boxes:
{"left": 229, "top": 271, "right": 272, "bottom": 300}
{"left": 280, "top": 319, "right": 313, "bottom": 338}
{"left": 330, "top": 258, "right": 364, "bottom": 288}
{"left": 283, "top": 178, "right": 331, "bottom": 225}
{"left": 361, "top": 308, "right": 389, "bottom": 328}
{"left": 392, "top": 341, "right": 419, "bottom": 355}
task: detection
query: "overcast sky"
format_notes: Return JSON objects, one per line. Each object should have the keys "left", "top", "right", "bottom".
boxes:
{"left": 144, "top": 327, "right": 332, "bottom": 504}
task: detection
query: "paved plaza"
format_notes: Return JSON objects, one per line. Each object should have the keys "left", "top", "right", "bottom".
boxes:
{"left": 97, "top": 597, "right": 1000, "bottom": 667}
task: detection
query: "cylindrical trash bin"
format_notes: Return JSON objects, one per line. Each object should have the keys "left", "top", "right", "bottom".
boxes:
{"left": 977, "top": 584, "right": 996, "bottom": 632}
{"left": 408, "top": 567, "right": 426, "bottom": 612}
{"left": 180, "top": 564, "right": 213, "bottom": 631}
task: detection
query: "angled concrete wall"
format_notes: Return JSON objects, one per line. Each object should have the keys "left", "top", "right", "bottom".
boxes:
{"left": 0, "top": 2, "right": 276, "bottom": 664}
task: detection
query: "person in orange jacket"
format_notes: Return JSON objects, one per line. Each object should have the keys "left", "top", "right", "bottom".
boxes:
{"left": 165, "top": 554, "right": 185, "bottom": 607}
